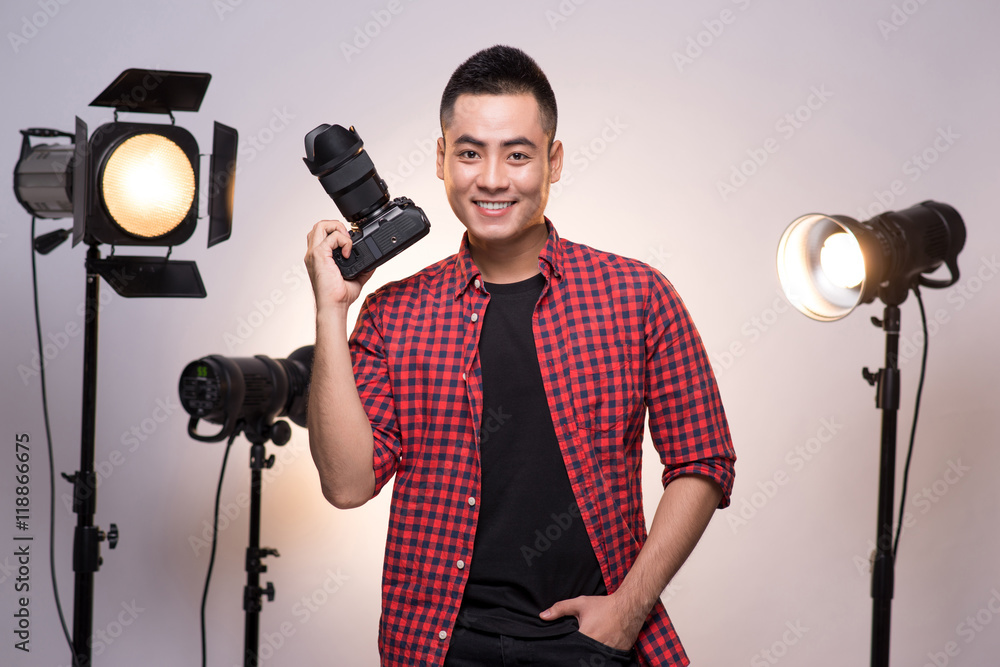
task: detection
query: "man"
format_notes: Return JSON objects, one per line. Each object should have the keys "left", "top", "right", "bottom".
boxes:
{"left": 305, "top": 45, "right": 735, "bottom": 667}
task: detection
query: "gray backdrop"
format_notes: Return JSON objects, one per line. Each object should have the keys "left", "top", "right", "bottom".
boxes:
{"left": 2, "top": 0, "right": 998, "bottom": 665}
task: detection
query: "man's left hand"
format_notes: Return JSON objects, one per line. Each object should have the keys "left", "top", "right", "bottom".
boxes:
{"left": 539, "top": 592, "right": 643, "bottom": 651}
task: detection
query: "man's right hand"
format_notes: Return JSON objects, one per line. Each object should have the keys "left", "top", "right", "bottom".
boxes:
{"left": 304, "top": 218, "right": 378, "bottom": 509}
{"left": 305, "top": 219, "right": 375, "bottom": 314}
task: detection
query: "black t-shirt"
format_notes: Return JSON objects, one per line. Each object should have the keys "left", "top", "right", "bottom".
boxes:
{"left": 455, "top": 273, "right": 606, "bottom": 638}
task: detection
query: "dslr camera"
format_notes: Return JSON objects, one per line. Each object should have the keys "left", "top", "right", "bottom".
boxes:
{"left": 303, "top": 124, "right": 430, "bottom": 279}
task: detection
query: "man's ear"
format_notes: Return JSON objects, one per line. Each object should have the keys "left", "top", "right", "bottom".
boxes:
{"left": 436, "top": 137, "right": 445, "bottom": 180}
{"left": 548, "top": 139, "right": 564, "bottom": 184}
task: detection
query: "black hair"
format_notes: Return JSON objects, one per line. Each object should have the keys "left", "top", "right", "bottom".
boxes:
{"left": 440, "top": 45, "right": 557, "bottom": 144}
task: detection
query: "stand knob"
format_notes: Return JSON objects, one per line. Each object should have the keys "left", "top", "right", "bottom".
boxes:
{"left": 106, "top": 523, "right": 119, "bottom": 549}
{"left": 264, "top": 582, "right": 275, "bottom": 602}
{"left": 271, "top": 421, "right": 291, "bottom": 446}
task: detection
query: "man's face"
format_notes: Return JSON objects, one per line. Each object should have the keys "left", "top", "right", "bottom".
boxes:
{"left": 436, "top": 93, "right": 563, "bottom": 248}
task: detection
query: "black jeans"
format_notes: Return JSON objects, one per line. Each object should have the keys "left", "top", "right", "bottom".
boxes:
{"left": 443, "top": 625, "right": 639, "bottom": 666}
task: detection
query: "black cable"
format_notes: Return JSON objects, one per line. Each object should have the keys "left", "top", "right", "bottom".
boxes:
{"left": 201, "top": 430, "right": 239, "bottom": 667}
{"left": 30, "top": 216, "right": 74, "bottom": 654}
{"left": 893, "top": 286, "right": 929, "bottom": 561}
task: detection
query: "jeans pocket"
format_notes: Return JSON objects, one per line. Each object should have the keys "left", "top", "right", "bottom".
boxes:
{"left": 571, "top": 630, "right": 636, "bottom": 660}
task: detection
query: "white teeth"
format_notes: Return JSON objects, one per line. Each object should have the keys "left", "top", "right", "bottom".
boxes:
{"left": 476, "top": 201, "right": 513, "bottom": 210}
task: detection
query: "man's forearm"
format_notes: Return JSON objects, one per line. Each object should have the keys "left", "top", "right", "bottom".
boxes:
{"left": 612, "top": 475, "right": 723, "bottom": 629}
{"left": 308, "top": 310, "right": 376, "bottom": 509}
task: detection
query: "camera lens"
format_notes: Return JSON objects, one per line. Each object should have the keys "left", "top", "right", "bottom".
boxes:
{"left": 303, "top": 124, "right": 389, "bottom": 223}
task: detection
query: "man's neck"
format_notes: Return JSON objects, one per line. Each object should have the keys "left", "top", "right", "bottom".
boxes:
{"left": 468, "top": 222, "right": 548, "bottom": 284}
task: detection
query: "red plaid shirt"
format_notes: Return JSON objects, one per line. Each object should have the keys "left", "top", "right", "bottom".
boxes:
{"left": 349, "top": 220, "right": 735, "bottom": 666}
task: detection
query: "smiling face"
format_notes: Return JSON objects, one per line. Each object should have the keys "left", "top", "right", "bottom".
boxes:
{"left": 436, "top": 93, "right": 563, "bottom": 253}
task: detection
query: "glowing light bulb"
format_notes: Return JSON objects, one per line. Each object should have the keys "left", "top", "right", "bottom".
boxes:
{"left": 101, "top": 133, "right": 195, "bottom": 238}
{"left": 820, "top": 232, "right": 865, "bottom": 289}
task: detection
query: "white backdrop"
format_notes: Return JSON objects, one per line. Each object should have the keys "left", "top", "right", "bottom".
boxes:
{"left": 2, "top": 0, "right": 998, "bottom": 665}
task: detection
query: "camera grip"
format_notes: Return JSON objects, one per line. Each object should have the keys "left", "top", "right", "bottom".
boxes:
{"left": 332, "top": 202, "right": 430, "bottom": 279}
{"left": 333, "top": 233, "right": 375, "bottom": 280}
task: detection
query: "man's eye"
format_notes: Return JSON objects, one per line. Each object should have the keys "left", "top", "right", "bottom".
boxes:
{"left": 459, "top": 150, "right": 479, "bottom": 159}
{"left": 509, "top": 153, "right": 528, "bottom": 161}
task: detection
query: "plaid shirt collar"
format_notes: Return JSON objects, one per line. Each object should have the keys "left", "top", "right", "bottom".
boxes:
{"left": 452, "top": 218, "right": 563, "bottom": 299}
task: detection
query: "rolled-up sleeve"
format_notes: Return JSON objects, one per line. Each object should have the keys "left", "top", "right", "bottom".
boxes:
{"left": 350, "top": 293, "right": 403, "bottom": 498}
{"left": 644, "top": 271, "right": 736, "bottom": 508}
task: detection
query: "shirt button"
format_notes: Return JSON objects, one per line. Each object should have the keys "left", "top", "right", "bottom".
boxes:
{"left": 474, "top": 279, "right": 481, "bottom": 289}
{"left": 462, "top": 372, "right": 467, "bottom": 380}
{"left": 456, "top": 560, "right": 465, "bottom": 570}
{"left": 470, "top": 312, "right": 479, "bottom": 323}
{"left": 468, "top": 497, "right": 476, "bottom": 506}
{"left": 438, "top": 630, "right": 448, "bottom": 640}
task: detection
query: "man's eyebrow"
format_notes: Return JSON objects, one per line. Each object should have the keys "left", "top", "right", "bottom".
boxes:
{"left": 452, "top": 134, "right": 538, "bottom": 149}
{"left": 502, "top": 136, "right": 537, "bottom": 149}
{"left": 453, "top": 134, "right": 486, "bottom": 147}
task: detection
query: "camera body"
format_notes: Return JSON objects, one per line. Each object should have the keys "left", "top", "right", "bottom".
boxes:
{"left": 303, "top": 124, "right": 430, "bottom": 279}
{"left": 334, "top": 196, "right": 430, "bottom": 279}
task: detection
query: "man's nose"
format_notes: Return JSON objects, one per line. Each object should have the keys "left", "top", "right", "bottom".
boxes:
{"left": 477, "top": 157, "right": 509, "bottom": 191}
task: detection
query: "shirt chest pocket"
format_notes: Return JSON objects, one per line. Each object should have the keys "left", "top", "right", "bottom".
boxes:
{"left": 568, "top": 332, "right": 635, "bottom": 433}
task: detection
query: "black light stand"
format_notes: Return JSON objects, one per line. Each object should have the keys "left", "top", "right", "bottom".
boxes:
{"left": 862, "top": 303, "right": 902, "bottom": 667}
{"left": 239, "top": 421, "right": 290, "bottom": 667}
{"left": 63, "top": 244, "right": 119, "bottom": 667}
